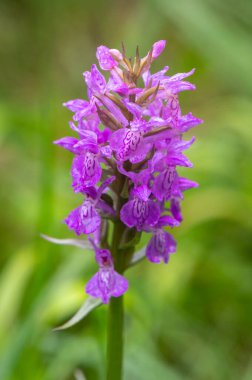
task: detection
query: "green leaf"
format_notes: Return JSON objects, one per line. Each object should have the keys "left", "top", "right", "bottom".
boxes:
{"left": 128, "top": 246, "right": 146, "bottom": 268}
{"left": 41, "top": 234, "right": 92, "bottom": 250}
{"left": 53, "top": 296, "right": 102, "bottom": 331}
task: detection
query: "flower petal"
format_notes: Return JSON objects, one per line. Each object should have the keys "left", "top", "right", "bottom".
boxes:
{"left": 54, "top": 137, "right": 79, "bottom": 153}
{"left": 96, "top": 45, "right": 117, "bottom": 70}
{"left": 63, "top": 99, "right": 89, "bottom": 112}
{"left": 72, "top": 153, "right": 102, "bottom": 192}
{"left": 120, "top": 198, "right": 160, "bottom": 231}
{"left": 111, "top": 272, "right": 129, "bottom": 297}
{"left": 85, "top": 273, "right": 102, "bottom": 299}
{"left": 152, "top": 168, "right": 178, "bottom": 201}
{"left": 65, "top": 201, "right": 101, "bottom": 235}
{"left": 170, "top": 198, "right": 183, "bottom": 222}
{"left": 152, "top": 40, "right": 166, "bottom": 60}
{"left": 146, "top": 230, "right": 176, "bottom": 264}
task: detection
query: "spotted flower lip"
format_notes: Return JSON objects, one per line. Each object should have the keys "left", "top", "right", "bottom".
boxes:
{"left": 65, "top": 198, "right": 101, "bottom": 235}
{"left": 85, "top": 269, "right": 129, "bottom": 304}
{"left": 85, "top": 240, "right": 128, "bottom": 303}
{"left": 55, "top": 40, "right": 202, "bottom": 302}
{"left": 146, "top": 229, "right": 176, "bottom": 264}
{"left": 64, "top": 177, "right": 115, "bottom": 236}
{"left": 120, "top": 196, "right": 160, "bottom": 232}
{"left": 110, "top": 128, "right": 147, "bottom": 163}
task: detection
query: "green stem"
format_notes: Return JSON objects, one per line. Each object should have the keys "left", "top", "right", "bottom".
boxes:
{"left": 106, "top": 219, "right": 125, "bottom": 380}
{"left": 106, "top": 295, "right": 124, "bottom": 380}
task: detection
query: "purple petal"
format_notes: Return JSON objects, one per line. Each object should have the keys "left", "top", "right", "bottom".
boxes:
{"left": 170, "top": 197, "right": 183, "bottom": 222}
{"left": 81, "top": 186, "right": 97, "bottom": 199}
{"left": 146, "top": 200, "right": 161, "bottom": 228}
{"left": 72, "top": 102, "right": 94, "bottom": 122}
{"left": 120, "top": 198, "right": 160, "bottom": 231}
{"left": 166, "top": 153, "right": 193, "bottom": 167}
{"left": 97, "top": 127, "right": 111, "bottom": 144}
{"left": 54, "top": 137, "right": 79, "bottom": 153}
{"left": 120, "top": 200, "right": 136, "bottom": 229}
{"left": 111, "top": 272, "right": 129, "bottom": 297}
{"left": 73, "top": 129, "right": 98, "bottom": 153}
{"left": 146, "top": 230, "right": 176, "bottom": 264}
{"left": 109, "top": 128, "right": 125, "bottom": 151}
{"left": 98, "top": 95, "right": 128, "bottom": 127}
{"left": 110, "top": 129, "right": 144, "bottom": 162}
{"left": 79, "top": 201, "right": 101, "bottom": 234}
{"left": 178, "top": 113, "right": 203, "bottom": 132}
{"left": 109, "top": 82, "right": 129, "bottom": 96}
{"left": 167, "top": 68, "right": 195, "bottom": 82}
{"left": 63, "top": 99, "right": 89, "bottom": 112}
{"left": 69, "top": 121, "right": 101, "bottom": 142}
{"left": 73, "top": 140, "right": 98, "bottom": 155}
{"left": 96, "top": 199, "right": 115, "bottom": 216}
{"left": 152, "top": 40, "right": 166, "bottom": 60}
{"left": 100, "top": 145, "right": 112, "bottom": 158}
{"left": 122, "top": 100, "right": 143, "bottom": 119}
{"left": 107, "top": 71, "right": 127, "bottom": 94}
{"left": 96, "top": 45, "right": 117, "bottom": 70}
{"left": 129, "top": 141, "right": 152, "bottom": 164}
{"left": 179, "top": 177, "right": 199, "bottom": 191}
{"left": 164, "top": 95, "right": 181, "bottom": 119}
{"left": 157, "top": 215, "right": 180, "bottom": 228}
{"left": 151, "top": 66, "right": 169, "bottom": 82}
{"left": 85, "top": 273, "right": 103, "bottom": 299}
{"left": 152, "top": 168, "right": 178, "bottom": 201}
{"left": 65, "top": 201, "right": 101, "bottom": 235}
{"left": 75, "top": 129, "right": 98, "bottom": 142}
{"left": 84, "top": 65, "right": 106, "bottom": 94}
{"left": 131, "top": 185, "right": 151, "bottom": 201}
{"left": 145, "top": 117, "right": 172, "bottom": 132}
{"left": 86, "top": 268, "right": 128, "bottom": 304}
{"left": 96, "top": 176, "right": 115, "bottom": 199}
{"left": 142, "top": 70, "right": 151, "bottom": 86}
{"left": 168, "top": 81, "right": 196, "bottom": 94}
{"left": 91, "top": 64, "right": 106, "bottom": 93}
{"left": 83, "top": 70, "right": 91, "bottom": 90}
{"left": 65, "top": 206, "right": 82, "bottom": 236}
{"left": 71, "top": 153, "right": 102, "bottom": 192}
{"left": 94, "top": 247, "right": 113, "bottom": 267}
{"left": 171, "top": 136, "right": 195, "bottom": 152}
{"left": 117, "top": 163, "right": 152, "bottom": 187}
{"left": 109, "top": 48, "right": 123, "bottom": 61}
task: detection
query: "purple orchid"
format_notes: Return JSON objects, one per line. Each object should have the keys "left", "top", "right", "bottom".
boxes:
{"left": 85, "top": 240, "right": 128, "bottom": 303}
{"left": 146, "top": 229, "right": 176, "bottom": 264}
{"left": 120, "top": 193, "right": 160, "bottom": 231}
{"left": 55, "top": 130, "right": 106, "bottom": 192}
{"left": 65, "top": 177, "right": 115, "bottom": 235}
{"left": 54, "top": 40, "right": 202, "bottom": 302}
{"left": 145, "top": 213, "right": 179, "bottom": 264}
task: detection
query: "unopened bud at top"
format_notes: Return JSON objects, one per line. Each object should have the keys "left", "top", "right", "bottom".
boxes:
{"left": 96, "top": 45, "right": 117, "bottom": 70}
{"left": 152, "top": 40, "right": 166, "bottom": 60}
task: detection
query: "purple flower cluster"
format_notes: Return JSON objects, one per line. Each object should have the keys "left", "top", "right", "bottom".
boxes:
{"left": 55, "top": 40, "right": 202, "bottom": 303}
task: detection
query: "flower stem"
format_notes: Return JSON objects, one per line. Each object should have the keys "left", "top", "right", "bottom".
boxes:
{"left": 106, "top": 294, "right": 124, "bottom": 380}
{"left": 106, "top": 219, "right": 125, "bottom": 380}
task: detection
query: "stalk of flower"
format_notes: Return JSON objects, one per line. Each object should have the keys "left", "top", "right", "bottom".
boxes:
{"left": 51, "top": 40, "right": 202, "bottom": 380}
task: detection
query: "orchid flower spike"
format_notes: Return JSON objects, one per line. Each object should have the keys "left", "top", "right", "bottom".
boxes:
{"left": 54, "top": 40, "right": 202, "bottom": 302}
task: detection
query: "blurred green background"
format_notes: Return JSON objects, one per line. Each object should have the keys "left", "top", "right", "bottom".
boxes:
{"left": 0, "top": 0, "right": 252, "bottom": 379}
